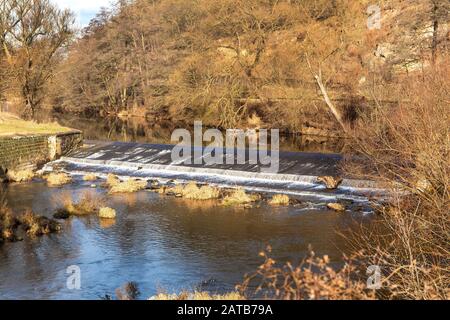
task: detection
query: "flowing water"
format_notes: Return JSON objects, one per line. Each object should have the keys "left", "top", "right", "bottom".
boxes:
{"left": 0, "top": 115, "right": 375, "bottom": 300}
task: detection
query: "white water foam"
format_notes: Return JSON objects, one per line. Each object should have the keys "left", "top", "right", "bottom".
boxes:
{"left": 42, "top": 157, "right": 385, "bottom": 204}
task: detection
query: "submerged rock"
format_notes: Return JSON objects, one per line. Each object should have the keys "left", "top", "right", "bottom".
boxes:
{"left": 289, "top": 198, "right": 303, "bottom": 206}
{"left": 53, "top": 210, "right": 71, "bottom": 220}
{"left": 327, "top": 203, "right": 346, "bottom": 212}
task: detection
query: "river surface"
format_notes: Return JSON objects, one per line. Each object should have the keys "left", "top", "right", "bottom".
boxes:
{"left": 48, "top": 113, "right": 347, "bottom": 154}
{"left": 0, "top": 115, "right": 372, "bottom": 300}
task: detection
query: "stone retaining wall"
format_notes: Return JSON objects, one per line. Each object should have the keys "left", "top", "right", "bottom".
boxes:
{"left": 0, "top": 131, "right": 83, "bottom": 173}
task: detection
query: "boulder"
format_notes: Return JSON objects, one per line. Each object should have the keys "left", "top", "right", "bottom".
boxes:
{"left": 317, "top": 176, "right": 343, "bottom": 189}
{"left": 327, "top": 203, "right": 346, "bottom": 212}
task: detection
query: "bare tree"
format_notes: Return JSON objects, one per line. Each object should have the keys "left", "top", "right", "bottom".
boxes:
{"left": 0, "top": 0, "right": 17, "bottom": 102}
{"left": 430, "top": 0, "right": 449, "bottom": 65}
{"left": 0, "top": 0, "right": 74, "bottom": 117}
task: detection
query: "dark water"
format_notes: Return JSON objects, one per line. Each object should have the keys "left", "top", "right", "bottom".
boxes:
{"left": 0, "top": 178, "right": 369, "bottom": 300}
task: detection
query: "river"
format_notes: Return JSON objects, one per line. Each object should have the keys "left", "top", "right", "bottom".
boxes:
{"left": 0, "top": 115, "right": 373, "bottom": 300}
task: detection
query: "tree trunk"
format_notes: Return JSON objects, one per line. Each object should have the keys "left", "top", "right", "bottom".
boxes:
{"left": 431, "top": 1, "right": 439, "bottom": 65}
{"left": 314, "top": 74, "right": 347, "bottom": 133}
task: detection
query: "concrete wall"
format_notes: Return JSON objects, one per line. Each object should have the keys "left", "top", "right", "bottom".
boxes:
{"left": 0, "top": 131, "right": 83, "bottom": 172}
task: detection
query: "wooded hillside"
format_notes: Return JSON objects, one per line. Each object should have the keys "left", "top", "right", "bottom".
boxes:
{"left": 1, "top": 0, "right": 449, "bottom": 134}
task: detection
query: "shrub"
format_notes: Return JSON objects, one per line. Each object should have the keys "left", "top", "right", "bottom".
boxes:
{"left": 57, "top": 191, "right": 104, "bottom": 216}
{"left": 268, "top": 194, "right": 290, "bottom": 206}
{"left": 221, "top": 188, "right": 259, "bottom": 206}
{"left": 182, "top": 182, "right": 220, "bottom": 200}
{"left": 109, "top": 179, "right": 148, "bottom": 194}
{"left": 115, "top": 282, "right": 140, "bottom": 300}
{"left": 46, "top": 172, "right": 72, "bottom": 186}
{"left": 345, "top": 63, "right": 450, "bottom": 299}
{"left": 106, "top": 174, "right": 121, "bottom": 187}
{"left": 19, "top": 210, "right": 61, "bottom": 237}
{"left": 0, "top": 200, "right": 18, "bottom": 242}
{"left": 164, "top": 184, "right": 185, "bottom": 196}
{"left": 237, "top": 247, "right": 375, "bottom": 300}
{"left": 150, "top": 291, "right": 244, "bottom": 301}
{"left": 99, "top": 207, "right": 117, "bottom": 219}
{"left": 6, "top": 169, "right": 35, "bottom": 182}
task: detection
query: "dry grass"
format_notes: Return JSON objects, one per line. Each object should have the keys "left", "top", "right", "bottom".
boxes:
{"left": 106, "top": 174, "right": 121, "bottom": 187}
{"left": 76, "top": 191, "right": 102, "bottom": 214}
{"left": 6, "top": 169, "right": 35, "bottom": 182}
{"left": 83, "top": 173, "right": 98, "bottom": 181}
{"left": 166, "top": 182, "right": 221, "bottom": 200}
{"left": 57, "top": 191, "right": 104, "bottom": 216}
{"left": 18, "top": 210, "right": 60, "bottom": 238}
{"left": 187, "top": 185, "right": 220, "bottom": 200}
{"left": 0, "top": 112, "right": 72, "bottom": 136}
{"left": 46, "top": 172, "right": 72, "bottom": 186}
{"left": 150, "top": 291, "right": 244, "bottom": 301}
{"left": 19, "top": 211, "right": 41, "bottom": 236}
{"left": 109, "top": 179, "right": 148, "bottom": 194}
{"left": 98, "top": 207, "right": 116, "bottom": 219}
{"left": 221, "top": 188, "right": 259, "bottom": 206}
{"left": 164, "top": 184, "right": 184, "bottom": 196}
{"left": 268, "top": 194, "right": 290, "bottom": 206}
{"left": 238, "top": 247, "right": 375, "bottom": 300}
{"left": 115, "top": 282, "right": 141, "bottom": 300}
{"left": 0, "top": 198, "right": 18, "bottom": 242}
{"left": 344, "top": 63, "right": 450, "bottom": 300}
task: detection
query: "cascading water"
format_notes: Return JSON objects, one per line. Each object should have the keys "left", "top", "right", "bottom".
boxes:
{"left": 43, "top": 141, "right": 384, "bottom": 205}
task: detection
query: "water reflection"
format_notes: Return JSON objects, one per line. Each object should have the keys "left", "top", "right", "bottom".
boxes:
{"left": 44, "top": 112, "right": 346, "bottom": 153}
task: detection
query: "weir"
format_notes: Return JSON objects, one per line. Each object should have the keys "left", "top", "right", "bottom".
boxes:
{"left": 43, "top": 140, "right": 382, "bottom": 203}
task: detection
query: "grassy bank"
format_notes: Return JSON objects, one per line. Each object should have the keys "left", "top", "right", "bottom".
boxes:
{"left": 0, "top": 112, "right": 72, "bottom": 137}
